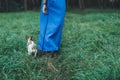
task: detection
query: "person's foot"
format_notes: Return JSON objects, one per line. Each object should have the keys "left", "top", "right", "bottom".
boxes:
{"left": 38, "top": 50, "right": 59, "bottom": 58}
{"left": 51, "top": 51, "right": 58, "bottom": 58}
{"left": 37, "top": 50, "right": 43, "bottom": 57}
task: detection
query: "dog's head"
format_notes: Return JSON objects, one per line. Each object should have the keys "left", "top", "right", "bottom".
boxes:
{"left": 26, "top": 36, "right": 33, "bottom": 44}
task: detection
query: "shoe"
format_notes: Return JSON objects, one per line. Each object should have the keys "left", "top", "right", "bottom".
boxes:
{"left": 37, "top": 50, "right": 43, "bottom": 57}
{"left": 51, "top": 51, "right": 58, "bottom": 58}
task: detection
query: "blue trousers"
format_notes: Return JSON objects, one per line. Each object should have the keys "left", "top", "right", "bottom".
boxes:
{"left": 38, "top": 0, "right": 66, "bottom": 52}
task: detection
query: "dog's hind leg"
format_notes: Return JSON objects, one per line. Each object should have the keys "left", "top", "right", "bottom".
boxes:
{"left": 28, "top": 52, "right": 32, "bottom": 55}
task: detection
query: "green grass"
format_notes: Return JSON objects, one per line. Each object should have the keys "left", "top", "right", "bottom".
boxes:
{"left": 0, "top": 9, "right": 120, "bottom": 80}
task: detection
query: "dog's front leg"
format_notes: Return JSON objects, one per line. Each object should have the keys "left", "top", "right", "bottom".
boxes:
{"left": 34, "top": 49, "right": 37, "bottom": 57}
{"left": 34, "top": 52, "right": 37, "bottom": 57}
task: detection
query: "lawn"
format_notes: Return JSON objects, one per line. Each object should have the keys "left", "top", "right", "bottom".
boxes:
{"left": 0, "top": 9, "right": 120, "bottom": 80}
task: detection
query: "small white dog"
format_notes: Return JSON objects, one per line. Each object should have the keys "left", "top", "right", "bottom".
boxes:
{"left": 26, "top": 36, "right": 37, "bottom": 57}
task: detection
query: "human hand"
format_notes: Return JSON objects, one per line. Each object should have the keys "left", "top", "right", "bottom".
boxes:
{"left": 42, "top": 4, "right": 47, "bottom": 14}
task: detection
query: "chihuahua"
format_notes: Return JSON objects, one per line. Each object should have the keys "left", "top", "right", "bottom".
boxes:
{"left": 26, "top": 36, "right": 37, "bottom": 57}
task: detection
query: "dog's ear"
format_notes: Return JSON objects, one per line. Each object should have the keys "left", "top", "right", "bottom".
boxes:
{"left": 30, "top": 36, "right": 33, "bottom": 41}
{"left": 25, "top": 36, "right": 28, "bottom": 40}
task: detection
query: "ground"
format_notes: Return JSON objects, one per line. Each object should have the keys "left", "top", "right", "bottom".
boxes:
{"left": 0, "top": 9, "right": 120, "bottom": 80}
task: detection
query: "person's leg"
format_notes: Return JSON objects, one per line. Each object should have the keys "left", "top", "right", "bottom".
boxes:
{"left": 38, "top": 0, "right": 66, "bottom": 57}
